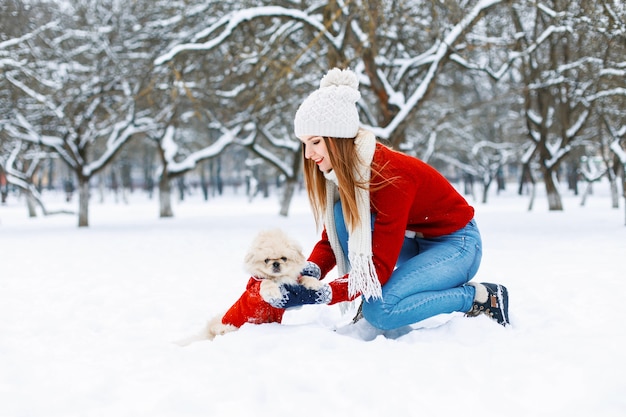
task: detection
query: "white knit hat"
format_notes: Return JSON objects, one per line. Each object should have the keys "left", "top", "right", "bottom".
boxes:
{"left": 294, "top": 68, "right": 361, "bottom": 139}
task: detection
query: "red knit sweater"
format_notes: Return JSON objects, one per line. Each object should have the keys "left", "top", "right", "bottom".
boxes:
{"left": 308, "top": 143, "right": 474, "bottom": 289}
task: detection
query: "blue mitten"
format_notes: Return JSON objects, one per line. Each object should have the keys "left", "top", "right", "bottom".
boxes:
{"left": 300, "top": 261, "right": 321, "bottom": 280}
{"left": 265, "top": 283, "right": 332, "bottom": 309}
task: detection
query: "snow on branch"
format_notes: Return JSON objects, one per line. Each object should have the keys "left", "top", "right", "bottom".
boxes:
{"left": 546, "top": 141, "right": 572, "bottom": 169}
{"left": 565, "top": 109, "right": 590, "bottom": 139}
{"left": 246, "top": 127, "right": 300, "bottom": 176}
{"left": 368, "top": 0, "right": 506, "bottom": 140}
{"left": 536, "top": 3, "right": 559, "bottom": 18}
{"left": 11, "top": 114, "right": 54, "bottom": 145}
{"left": 526, "top": 109, "right": 543, "bottom": 127}
{"left": 161, "top": 125, "right": 178, "bottom": 163}
{"left": 0, "top": 58, "right": 25, "bottom": 69}
{"left": 0, "top": 20, "right": 60, "bottom": 50}
{"left": 605, "top": 119, "right": 626, "bottom": 163}
{"left": 165, "top": 126, "right": 244, "bottom": 175}
{"left": 579, "top": 157, "right": 607, "bottom": 182}
{"left": 145, "top": 2, "right": 213, "bottom": 30}
{"left": 155, "top": 6, "right": 337, "bottom": 66}
{"left": 610, "top": 139, "right": 626, "bottom": 164}
{"left": 557, "top": 57, "right": 603, "bottom": 72}
{"left": 259, "top": 126, "right": 300, "bottom": 153}
{"left": 5, "top": 142, "right": 41, "bottom": 195}
{"left": 5, "top": 74, "right": 64, "bottom": 119}
{"left": 451, "top": 24, "right": 572, "bottom": 82}
{"left": 4, "top": 142, "right": 74, "bottom": 215}
{"left": 83, "top": 111, "right": 151, "bottom": 177}
{"left": 471, "top": 140, "right": 516, "bottom": 155}
{"left": 449, "top": 53, "right": 510, "bottom": 81}
{"left": 520, "top": 142, "right": 537, "bottom": 164}
{"left": 249, "top": 141, "right": 294, "bottom": 178}
{"left": 600, "top": 68, "right": 626, "bottom": 77}
{"left": 434, "top": 152, "right": 479, "bottom": 177}
{"left": 586, "top": 88, "right": 626, "bottom": 102}
{"left": 392, "top": 44, "right": 439, "bottom": 87}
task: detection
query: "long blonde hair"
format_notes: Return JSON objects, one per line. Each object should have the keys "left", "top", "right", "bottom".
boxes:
{"left": 301, "top": 132, "right": 390, "bottom": 232}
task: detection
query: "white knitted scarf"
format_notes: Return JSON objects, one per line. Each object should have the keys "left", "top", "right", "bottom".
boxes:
{"left": 323, "top": 130, "right": 382, "bottom": 300}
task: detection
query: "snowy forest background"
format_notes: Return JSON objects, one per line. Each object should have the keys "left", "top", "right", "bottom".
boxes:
{"left": 1, "top": 0, "right": 625, "bottom": 226}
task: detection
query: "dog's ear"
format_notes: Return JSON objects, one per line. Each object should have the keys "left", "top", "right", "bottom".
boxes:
{"left": 297, "top": 254, "right": 307, "bottom": 267}
{"left": 288, "top": 246, "right": 306, "bottom": 266}
{"left": 243, "top": 251, "right": 256, "bottom": 271}
{"left": 243, "top": 252, "right": 252, "bottom": 263}
{"left": 289, "top": 238, "right": 303, "bottom": 255}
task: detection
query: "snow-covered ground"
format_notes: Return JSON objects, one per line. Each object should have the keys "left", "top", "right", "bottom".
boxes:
{"left": 1, "top": 182, "right": 624, "bottom": 417}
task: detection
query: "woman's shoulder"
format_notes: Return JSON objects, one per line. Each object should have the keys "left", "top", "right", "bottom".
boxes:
{"left": 371, "top": 144, "right": 421, "bottom": 191}
{"left": 373, "top": 142, "right": 427, "bottom": 169}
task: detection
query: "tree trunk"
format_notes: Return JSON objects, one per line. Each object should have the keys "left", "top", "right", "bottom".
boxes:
{"left": 200, "top": 162, "right": 209, "bottom": 201}
{"left": 463, "top": 173, "right": 475, "bottom": 201}
{"left": 78, "top": 176, "right": 90, "bottom": 227}
{"left": 620, "top": 164, "right": 626, "bottom": 226}
{"left": 580, "top": 182, "right": 592, "bottom": 206}
{"left": 278, "top": 147, "right": 303, "bottom": 217}
{"left": 608, "top": 162, "right": 619, "bottom": 209}
{"left": 542, "top": 168, "right": 563, "bottom": 211}
{"left": 517, "top": 162, "right": 537, "bottom": 211}
{"left": 214, "top": 157, "right": 223, "bottom": 196}
{"left": 279, "top": 178, "right": 297, "bottom": 217}
{"left": 610, "top": 178, "right": 619, "bottom": 209}
{"left": 159, "top": 173, "right": 173, "bottom": 218}
{"left": 97, "top": 173, "right": 106, "bottom": 204}
{"left": 26, "top": 193, "right": 38, "bottom": 217}
{"left": 176, "top": 176, "right": 185, "bottom": 202}
{"left": 481, "top": 183, "right": 489, "bottom": 204}
{"left": 527, "top": 181, "right": 536, "bottom": 212}
{"left": 496, "top": 168, "right": 505, "bottom": 194}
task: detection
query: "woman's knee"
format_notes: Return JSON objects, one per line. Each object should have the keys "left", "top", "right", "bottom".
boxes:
{"left": 361, "top": 299, "right": 396, "bottom": 330}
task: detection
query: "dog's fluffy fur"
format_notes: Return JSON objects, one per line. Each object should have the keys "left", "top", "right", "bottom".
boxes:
{"left": 200, "top": 228, "right": 324, "bottom": 341}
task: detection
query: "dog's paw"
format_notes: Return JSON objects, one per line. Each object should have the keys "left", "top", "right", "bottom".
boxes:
{"left": 300, "top": 275, "right": 325, "bottom": 290}
{"left": 259, "top": 280, "right": 283, "bottom": 301}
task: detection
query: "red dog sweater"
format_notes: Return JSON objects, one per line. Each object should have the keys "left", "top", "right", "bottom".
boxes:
{"left": 221, "top": 277, "right": 285, "bottom": 327}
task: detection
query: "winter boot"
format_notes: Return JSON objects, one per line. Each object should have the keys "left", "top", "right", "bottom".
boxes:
{"left": 466, "top": 282, "right": 509, "bottom": 326}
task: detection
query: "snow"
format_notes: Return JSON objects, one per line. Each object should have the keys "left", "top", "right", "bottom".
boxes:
{"left": 1, "top": 183, "right": 625, "bottom": 417}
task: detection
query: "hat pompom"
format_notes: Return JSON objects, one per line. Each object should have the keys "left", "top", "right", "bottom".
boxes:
{"left": 294, "top": 68, "right": 361, "bottom": 139}
{"left": 319, "top": 68, "right": 359, "bottom": 90}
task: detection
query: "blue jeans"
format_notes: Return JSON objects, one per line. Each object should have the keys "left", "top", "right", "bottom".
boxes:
{"left": 334, "top": 201, "right": 480, "bottom": 330}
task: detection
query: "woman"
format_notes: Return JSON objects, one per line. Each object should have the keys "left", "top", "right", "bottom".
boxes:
{"left": 265, "top": 68, "right": 509, "bottom": 329}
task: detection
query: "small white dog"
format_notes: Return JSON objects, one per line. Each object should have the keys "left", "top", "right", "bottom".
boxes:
{"left": 201, "top": 228, "right": 324, "bottom": 341}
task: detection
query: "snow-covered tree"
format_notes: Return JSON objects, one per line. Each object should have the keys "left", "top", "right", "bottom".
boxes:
{"left": 508, "top": 0, "right": 625, "bottom": 211}
{"left": 154, "top": 0, "right": 514, "bottom": 215}
{"left": 2, "top": 0, "right": 623, "bottom": 223}
{"left": 1, "top": 0, "right": 156, "bottom": 226}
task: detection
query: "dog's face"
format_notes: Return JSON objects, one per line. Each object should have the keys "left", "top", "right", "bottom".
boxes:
{"left": 243, "top": 229, "right": 306, "bottom": 282}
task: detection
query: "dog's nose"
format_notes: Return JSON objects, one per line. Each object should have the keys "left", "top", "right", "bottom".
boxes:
{"left": 272, "top": 261, "right": 281, "bottom": 269}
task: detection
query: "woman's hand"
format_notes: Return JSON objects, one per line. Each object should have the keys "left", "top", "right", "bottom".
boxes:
{"left": 298, "top": 261, "right": 322, "bottom": 281}
{"left": 261, "top": 276, "right": 361, "bottom": 309}
{"left": 262, "top": 281, "right": 331, "bottom": 309}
